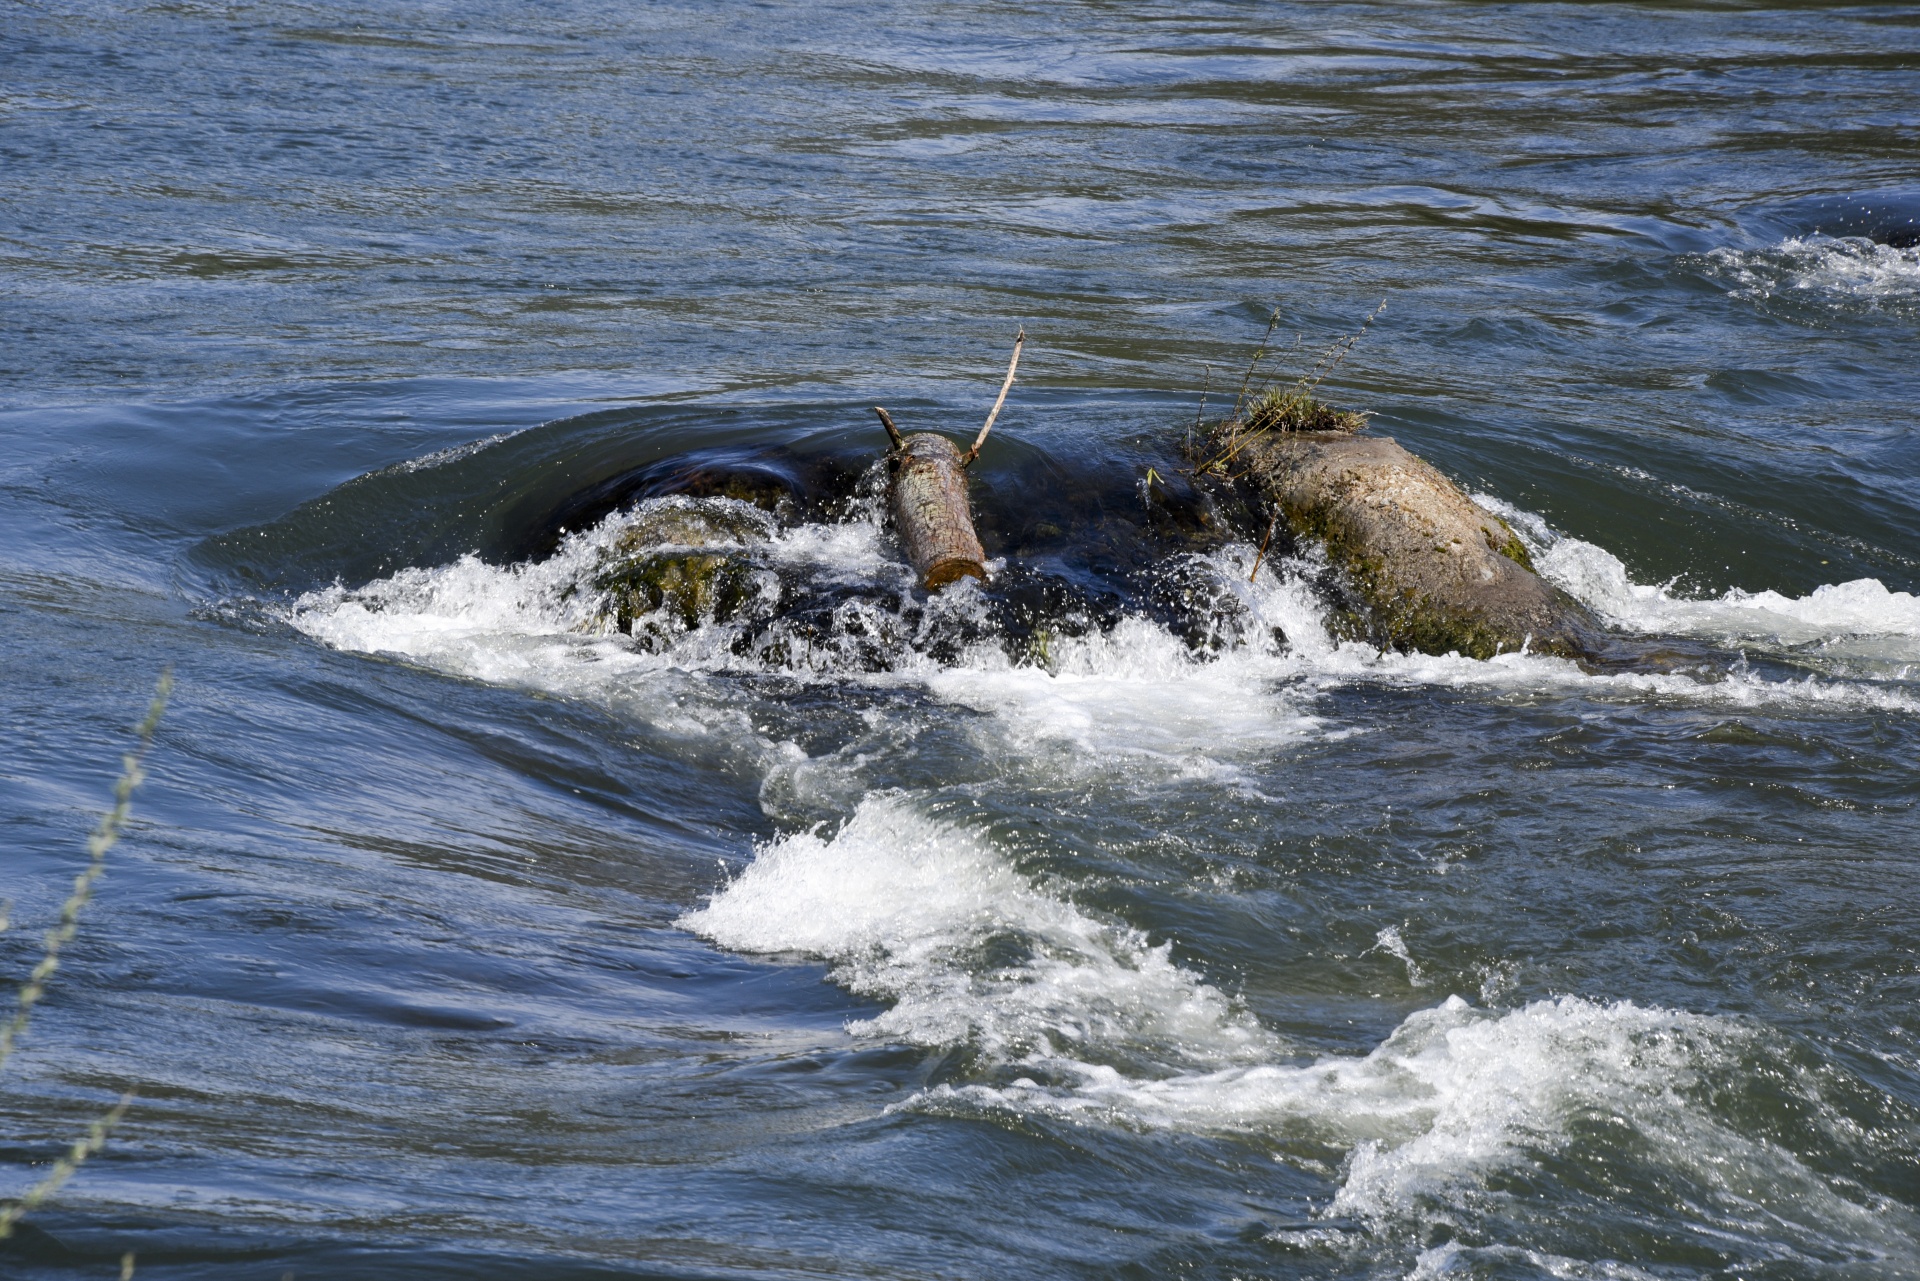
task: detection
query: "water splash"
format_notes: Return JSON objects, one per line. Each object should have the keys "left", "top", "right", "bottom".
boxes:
{"left": 1477, "top": 494, "right": 1920, "bottom": 666}
{"left": 1699, "top": 235, "right": 1920, "bottom": 315}
{"left": 680, "top": 794, "right": 1273, "bottom": 1066}
{"left": 286, "top": 491, "right": 1920, "bottom": 736}
{"left": 684, "top": 795, "right": 1920, "bottom": 1268}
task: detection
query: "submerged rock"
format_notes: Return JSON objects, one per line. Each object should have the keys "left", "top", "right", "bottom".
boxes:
{"left": 592, "top": 498, "right": 773, "bottom": 636}
{"left": 600, "top": 552, "right": 756, "bottom": 633}
{"left": 512, "top": 444, "right": 868, "bottom": 564}
{"left": 608, "top": 499, "right": 773, "bottom": 553}
{"left": 1226, "top": 430, "right": 1602, "bottom": 659}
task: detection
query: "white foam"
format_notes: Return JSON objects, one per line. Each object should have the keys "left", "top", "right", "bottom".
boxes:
{"left": 287, "top": 489, "right": 1920, "bottom": 770}
{"left": 1475, "top": 493, "right": 1920, "bottom": 667}
{"left": 1703, "top": 235, "right": 1920, "bottom": 311}
{"left": 1367, "top": 926, "right": 1429, "bottom": 988}
{"left": 939, "top": 996, "right": 1718, "bottom": 1208}
{"left": 287, "top": 497, "right": 904, "bottom": 684}
{"left": 686, "top": 796, "right": 1913, "bottom": 1257}
{"left": 760, "top": 516, "right": 906, "bottom": 585}
{"left": 924, "top": 614, "right": 1321, "bottom": 778}
{"left": 680, "top": 795, "right": 1273, "bottom": 1063}
{"left": 285, "top": 499, "right": 1334, "bottom": 778}
{"left": 952, "top": 997, "right": 1913, "bottom": 1252}
{"left": 1549, "top": 543, "right": 1920, "bottom": 657}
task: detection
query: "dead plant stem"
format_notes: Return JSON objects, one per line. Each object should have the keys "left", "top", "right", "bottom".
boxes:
{"left": 0, "top": 669, "right": 171, "bottom": 1241}
{"left": 965, "top": 327, "right": 1024, "bottom": 466}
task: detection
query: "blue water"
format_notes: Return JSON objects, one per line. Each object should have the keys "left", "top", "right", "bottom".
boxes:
{"left": 4, "top": 3, "right": 1919, "bottom": 1278}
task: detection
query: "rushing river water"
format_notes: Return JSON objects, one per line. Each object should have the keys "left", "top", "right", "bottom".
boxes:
{"left": 5, "top": 3, "right": 1920, "bottom": 1278}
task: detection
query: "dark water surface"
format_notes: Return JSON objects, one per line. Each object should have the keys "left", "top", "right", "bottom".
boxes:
{"left": 4, "top": 3, "right": 1920, "bottom": 1278}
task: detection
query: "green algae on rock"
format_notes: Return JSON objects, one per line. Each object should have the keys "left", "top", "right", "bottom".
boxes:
{"left": 592, "top": 497, "right": 773, "bottom": 638}
{"left": 1213, "top": 427, "right": 1602, "bottom": 660}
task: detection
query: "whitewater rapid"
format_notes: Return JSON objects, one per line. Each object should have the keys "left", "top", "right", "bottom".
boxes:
{"left": 680, "top": 793, "right": 1917, "bottom": 1266}
{"left": 277, "top": 490, "right": 1920, "bottom": 1270}
{"left": 287, "top": 492, "right": 1920, "bottom": 732}
{"left": 1700, "top": 234, "right": 1920, "bottom": 317}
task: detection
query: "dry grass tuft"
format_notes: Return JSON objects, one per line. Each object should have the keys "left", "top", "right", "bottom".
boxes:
{"left": 1241, "top": 385, "right": 1368, "bottom": 436}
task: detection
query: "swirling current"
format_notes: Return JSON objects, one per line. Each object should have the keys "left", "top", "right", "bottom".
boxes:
{"left": 3, "top": 3, "right": 1918, "bottom": 1279}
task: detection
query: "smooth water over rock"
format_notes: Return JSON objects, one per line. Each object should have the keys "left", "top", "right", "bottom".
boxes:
{"left": 4, "top": 3, "right": 1919, "bottom": 1280}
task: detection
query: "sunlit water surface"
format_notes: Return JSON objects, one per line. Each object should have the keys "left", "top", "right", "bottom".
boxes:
{"left": 3, "top": 3, "right": 1918, "bottom": 1279}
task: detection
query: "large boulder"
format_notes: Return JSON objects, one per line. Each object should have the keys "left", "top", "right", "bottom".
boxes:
{"left": 1231, "top": 430, "right": 1602, "bottom": 659}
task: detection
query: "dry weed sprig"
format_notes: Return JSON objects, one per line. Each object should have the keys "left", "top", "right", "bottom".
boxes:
{"left": 0, "top": 1093, "right": 135, "bottom": 1240}
{"left": 0, "top": 670, "right": 170, "bottom": 1075}
{"left": 1189, "top": 301, "right": 1386, "bottom": 481}
{"left": 1231, "top": 308, "right": 1283, "bottom": 424}
{"left": 1249, "top": 508, "right": 1281, "bottom": 583}
{"left": 1299, "top": 297, "right": 1386, "bottom": 394}
{"left": 0, "top": 669, "right": 171, "bottom": 1241}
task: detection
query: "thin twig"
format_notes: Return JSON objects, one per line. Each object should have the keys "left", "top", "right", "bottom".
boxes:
{"left": 1186, "top": 308, "right": 1283, "bottom": 479}
{"left": 1188, "top": 363, "right": 1211, "bottom": 461}
{"left": 1232, "top": 308, "right": 1282, "bottom": 423}
{"left": 963, "top": 327, "right": 1024, "bottom": 467}
{"left": 873, "top": 406, "right": 905, "bottom": 452}
{"left": 1249, "top": 509, "right": 1280, "bottom": 582}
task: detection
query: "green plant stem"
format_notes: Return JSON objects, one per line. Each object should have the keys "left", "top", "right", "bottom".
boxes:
{"left": 1231, "top": 307, "right": 1282, "bottom": 423}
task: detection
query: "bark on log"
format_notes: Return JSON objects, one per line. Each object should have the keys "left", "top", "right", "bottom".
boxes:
{"left": 889, "top": 432, "right": 987, "bottom": 590}
{"left": 1233, "top": 430, "right": 1603, "bottom": 659}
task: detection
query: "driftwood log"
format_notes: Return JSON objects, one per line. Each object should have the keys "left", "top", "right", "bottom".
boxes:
{"left": 887, "top": 429, "right": 987, "bottom": 589}
{"left": 875, "top": 330, "right": 1022, "bottom": 591}
{"left": 1232, "top": 429, "right": 1603, "bottom": 659}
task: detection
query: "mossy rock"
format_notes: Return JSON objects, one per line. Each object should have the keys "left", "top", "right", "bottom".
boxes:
{"left": 591, "top": 497, "right": 774, "bottom": 635}
{"left": 597, "top": 551, "right": 756, "bottom": 633}
{"left": 1225, "top": 429, "right": 1602, "bottom": 660}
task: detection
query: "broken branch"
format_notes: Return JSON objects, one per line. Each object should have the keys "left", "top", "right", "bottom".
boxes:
{"left": 963, "top": 327, "right": 1024, "bottom": 467}
{"left": 873, "top": 406, "right": 905, "bottom": 452}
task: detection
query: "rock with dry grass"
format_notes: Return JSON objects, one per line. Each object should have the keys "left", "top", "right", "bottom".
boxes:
{"left": 1202, "top": 413, "right": 1601, "bottom": 659}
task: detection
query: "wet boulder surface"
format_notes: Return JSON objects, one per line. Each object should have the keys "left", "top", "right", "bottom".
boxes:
{"left": 561, "top": 425, "right": 1639, "bottom": 673}
{"left": 1215, "top": 429, "right": 1605, "bottom": 660}
{"left": 591, "top": 499, "right": 775, "bottom": 636}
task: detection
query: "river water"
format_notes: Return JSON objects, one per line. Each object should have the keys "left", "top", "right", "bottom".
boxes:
{"left": 4, "top": 3, "right": 1919, "bottom": 1278}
